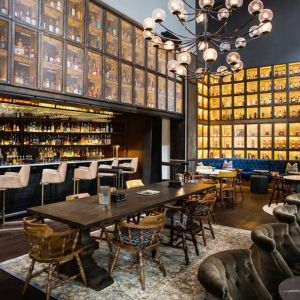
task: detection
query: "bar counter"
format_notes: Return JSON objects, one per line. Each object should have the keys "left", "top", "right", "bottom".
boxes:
{"left": 0, "top": 158, "right": 132, "bottom": 218}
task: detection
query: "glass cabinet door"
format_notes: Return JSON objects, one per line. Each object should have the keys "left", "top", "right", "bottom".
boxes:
{"left": 135, "top": 68, "right": 145, "bottom": 106}
{"left": 42, "top": 35, "right": 62, "bottom": 92}
{"left": 0, "top": 19, "right": 8, "bottom": 82}
{"left": 158, "top": 49, "right": 166, "bottom": 75}
{"left": 167, "top": 80, "right": 175, "bottom": 112}
{"left": 121, "top": 20, "right": 132, "bottom": 62}
{"left": 14, "top": 0, "right": 38, "bottom": 27}
{"left": 105, "top": 12, "right": 118, "bottom": 57}
{"left": 14, "top": 26, "right": 38, "bottom": 88}
{"left": 167, "top": 52, "right": 175, "bottom": 78}
{"left": 247, "top": 124, "right": 258, "bottom": 149}
{"left": 234, "top": 125, "right": 245, "bottom": 148}
{"left": 147, "top": 42, "right": 156, "bottom": 71}
{"left": 147, "top": 73, "right": 156, "bottom": 108}
{"left": 176, "top": 83, "right": 183, "bottom": 113}
{"left": 0, "top": 0, "right": 8, "bottom": 15}
{"left": 88, "top": 2, "right": 103, "bottom": 51}
{"left": 158, "top": 76, "right": 166, "bottom": 110}
{"left": 104, "top": 57, "right": 118, "bottom": 101}
{"left": 121, "top": 63, "right": 132, "bottom": 104}
{"left": 86, "top": 51, "right": 102, "bottom": 98}
{"left": 66, "top": 44, "right": 84, "bottom": 95}
{"left": 43, "top": 0, "right": 64, "bottom": 36}
{"left": 135, "top": 28, "right": 144, "bottom": 66}
{"left": 67, "top": 0, "right": 85, "bottom": 43}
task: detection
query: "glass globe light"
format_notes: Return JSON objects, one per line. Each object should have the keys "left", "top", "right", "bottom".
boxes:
{"left": 152, "top": 36, "right": 162, "bottom": 47}
{"left": 143, "top": 30, "right": 154, "bottom": 40}
{"left": 218, "top": 8, "right": 230, "bottom": 20}
{"left": 217, "top": 66, "right": 228, "bottom": 75}
{"left": 227, "top": 52, "right": 241, "bottom": 65}
{"left": 259, "top": 9, "right": 274, "bottom": 23}
{"left": 168, "top": 0, "right": 184, "bottom": 15}
{"left": 203, "top": 48, "right": 218, "bottom": 62}
{"left": 178, "top": 51, "right": 192, "bottom": 65}
{"left": 164, "top": 40, "right": 175, "bottom": 50}
{"left": 196, "top": 12, "right": 206, "bottom": 23}
{"left": 220, "top": 42, "right": 230, "bottom": 52}
{"left": 167, "top": 60, "right": 179, "bottom": 72}
{"left": 259, "top": 22, "right": 272, "bottom": 34}
{"left": 143, "top": 17, "right": 156, "bottom": 31}
{"left": 152, "top": 8, "right": 166, "bottom": 23}
{"left": 231, "top": 60, "right": 244, "bottom": 71}
{"left": 248, "top": 0, "right": 264, "bottom": 15}
{"left": 178, "top": 9, "right": 188, "bottom": 22}
{"left": 198, "top": 40, "right": 209, "bottom": 51}
{"left": 175, "top": 65, "right": 187, "bottom": 76}
{"left": 225, "top": 0, "right": 243, "bottom": 10}
{"left": 249, "top": 25, "right": 260, "bottom": 38}
{"left": 235, "top": 37, "right": 247, "bottom": 48}
{"left": 199, "top": 0, "right": 215, "bottom": 10}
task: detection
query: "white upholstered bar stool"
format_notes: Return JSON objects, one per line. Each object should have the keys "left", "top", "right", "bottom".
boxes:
{"left": 41, "top": 162, "right": 67, "bottom": 205}
{"left": 73, "top": 161, "right": 98, "bottom": 195}
{"left": 0, "top": 165, "right": 31, "bottom": 225}
{"left": 97, "top": 159, "right": 119, "bottom": 191}
{"left": 118, "top": 157, "right": 138, "bottom": 186}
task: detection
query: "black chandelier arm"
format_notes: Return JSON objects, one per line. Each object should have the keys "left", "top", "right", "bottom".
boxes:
{"left": 182, "top": 0, "right": 202, "bottom": 12}
{"left": 157, "top": 22, "right": 197, "bottom": 41}
{"left": 177, "top": 15, "right": 201, "bottom": 38}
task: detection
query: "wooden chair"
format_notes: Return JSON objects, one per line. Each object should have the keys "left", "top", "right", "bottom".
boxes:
{"left": 215, "top": 171, "right": 237, "bottom": 207}
{"left": 269, "top": 176, "right": 287, "bottom": 206}
{"left": 22, "top": 218, "right": 87, "bottom": 300}
{"left": 126, "top": 179, "right": 144, "bottom": 189}
{"left": 109, "top": 211, "right": 167, "bottom": 290}
{"left": 235, "top": 168, "right": 244, "bottom": 202}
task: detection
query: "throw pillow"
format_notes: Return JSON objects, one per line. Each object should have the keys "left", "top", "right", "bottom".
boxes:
{"left": 285, "top": 163, "right": 299, "bottom": 173}
{"left": 222, "top": 160, "right": 233, "bottom": 169}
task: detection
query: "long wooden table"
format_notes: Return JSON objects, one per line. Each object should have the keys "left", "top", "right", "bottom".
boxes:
{"left": 27, "top": 181, "right": 215, "bottom": 291}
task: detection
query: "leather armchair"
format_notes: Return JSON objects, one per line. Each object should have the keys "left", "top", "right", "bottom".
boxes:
{"left": 251, "top": 223, "right": 295, "bottom": 298}
{"left": 273, "top": 205, "right": 300, "bottom": 248}
{"left": 198, "top": 249, "right": 272, "bottom": 300}
{"left": 285, "top": 194, "right": 300, "bottom": 226}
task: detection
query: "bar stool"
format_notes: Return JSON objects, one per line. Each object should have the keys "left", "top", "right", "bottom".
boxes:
{"left": 73, "top": 161, "right": 98, "bottom": 195}
{"left": 0, "top": 165, "right": 31, "bottom": 225}
{"left": 97, "top": 159, "right": 120, "bottom": 191}
{"left": 41, "top": 163, "right": 67, "bottom": 205}
{"left": 118, "top": 157, "right": 138, "bottom": 186}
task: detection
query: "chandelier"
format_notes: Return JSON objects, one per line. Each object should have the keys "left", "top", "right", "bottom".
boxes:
{"left": 143, "top": 0, "right": 273, "bottom": 79}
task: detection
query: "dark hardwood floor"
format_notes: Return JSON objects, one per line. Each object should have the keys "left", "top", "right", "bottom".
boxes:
{"left": 0, "top": 186, "right": 275, "bottom": 300}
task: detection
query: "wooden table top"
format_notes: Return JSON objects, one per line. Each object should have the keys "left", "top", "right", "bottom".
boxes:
{"left": 27, "top": 181, "right": 215, "bottom": 228}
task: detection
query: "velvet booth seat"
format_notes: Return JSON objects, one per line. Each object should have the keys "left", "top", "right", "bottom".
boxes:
{"left": 197, "top": 158, "right": 300, "bottom": 181}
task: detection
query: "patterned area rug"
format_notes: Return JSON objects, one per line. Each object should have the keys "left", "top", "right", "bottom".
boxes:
{"left": 0, "top": 225, "right": 252, "bottom": 300}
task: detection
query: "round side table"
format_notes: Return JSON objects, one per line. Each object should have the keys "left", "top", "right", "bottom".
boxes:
{"left": 279, "top": 276, "right": 300, "bottom": 300}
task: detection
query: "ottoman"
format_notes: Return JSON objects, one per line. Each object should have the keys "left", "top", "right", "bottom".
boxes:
{"left": 250, "top": 175, "right": 269, "bottom": 194}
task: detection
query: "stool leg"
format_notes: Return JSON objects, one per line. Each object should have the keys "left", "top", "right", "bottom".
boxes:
{"left": 1, "top": 190, "right": 5, "bottom": 224}
{"left": 73, "top": 179, "right": 76, "bottom": 196}
{"left": 77, "top": 180, "right": 79, "bottom": 194}
{"left": 41, "top": 184, "right": 45, "bottom": 206}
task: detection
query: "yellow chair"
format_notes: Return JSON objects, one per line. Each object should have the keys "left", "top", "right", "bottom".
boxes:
{"left": 126, "top": 179, "right": 144, "bottom": 189}
{"left": 214, "top": 171, "right": 237, "bottom": 207}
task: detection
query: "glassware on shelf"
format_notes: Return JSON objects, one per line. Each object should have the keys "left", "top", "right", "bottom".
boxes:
{"left": 67, "top": 0, "right": 84, "bottom": 43}
{"left": 121, "top": 21, "right": 132, "bottom": 61}
{"left": 147, "top": 73, "right": 156, "bottom": 108}
{"left": 43, "top": 0, "right": 64, "bottom": 36}
{"left": 289, "top": 76, "right": 300, "bottom": 90}
{"left": 0, "top": 0, "right": 8, "bottom": 15}
{"left": 274, "top": 92, "right": 286, "bottom": 105}
{"left": 88, "top": 3, "right": 103, "bottom": 50}
{"left": 176, "top": 83, "right": 183, "bottom": 113}
{"left": 168, "top": 52, "right": 176, "bottom": 78}
{"left": 289, "top": 105, "right": 300, "bottom": 118}
{"left": 274, "top": 151, "right": 287, "bottom": 160}
{"left": 221, "top": 96, "right": 232, "bottom": 108}
{"left": 210, "top": 125, "right": 220, "bottom": 149}
{"left": 210, "top": 97, "right": 220, "bottom": 109}
{"left": 234, "top": 124, "right": 244, "bottom": 149}
{"left": 289, "top": 91, "right": 300, "bottom": 104}
{"left": 234, "top": 108, "right": 245, "bottom": 120}
{"left": 134, "top": 68, "right": 145, "bottom": 106}
{"left": 289, "top": 152, "right": 300, "bottom": 161}
{"left": 247, "top": 94, "right": 258, "bottom": 106}
{"left": 66, "top": 44, "right": 84, "bottom": 95}
{"left": 222, "top": 109, "right": 232, "bottom": 120}
{"left": 15, "top": 0, "right": 38, "bottom": 27}
{"left": 274, "top": 106, "right": 287, "bottom": 118}
{"left": 274, "top": 123, "right": 286, "bottom": 150}
{"left": 247, "top": 81, "right": 258, "bottom": 93}
{"left": 42, "top": 36, "right": 63, "bottom": 92}
{"left": 260, "top": 79, "right": 272, "bottom": 92}
{"left": 234, "top": 96, "right": 244, "bottom": 107}
{"left": 247, "top": 124, "right": 258, "bottom": 149}
{"left": 260, "top": 66, "right": 271, "bottom": 79}
{"left": 209, "top": 149, "right": 220, "bottom": 158}
{"left": 135, "top": 29, "right": 145, "bottom": 66}
{"left": 210, "top": 110, "right": 220, "bottom": 121}
{"left": 233, "top": 70, "right": 244, "bottom": 82}
{"left": 104, "top": 57, "right": 118, "bottom": 101}
{"left": 121, "top": 63, "right": 132, "bottom": 104}
{"left": 260, "top": 93, "right": 272, "bottom": 106}
{"left": 158, "top": 49, "right": 167, "bottom": 75}
{"left": 260, "top": 124, "right": 272, "bottom": 149}
{"left": 234, "top": 83, "right": 244, "bottom": 94}
{"left": 274, "top": 78, "right": 287, "bottom": 91}
{"left": 167, "top": 80, "right": 175, "bottom": 112}
{"left": 86, "top": 51, "right": 102, "bottom": 98}
{"left": 247, "top": 107, "right": 258, "bottom": 119}
{"left": 247, "top": 150, "right": 258, "bottom": 159}
{"left": 233, "top": 150, "right": 244, "bottom": 158}
{"left": 158, "top": 76, "right": 166, "bottom": 110}
{"left": 260, "top": 107, "right": 272, "bottom": 119}
{"left": 105, "top": 12, "right": 119, "bottom": 56}
{"left": 221, "top": 125, "right": 232, "bottom": 149}
{"left": 289, "top": 62, "right": 300, "bottom": 76}
{"left": 222, "top": 84, "right": 232, "bottom": 96}
{"left": 246, "top": 68, "right": 258, "bottom": 80}
{"left": 289, "top": 123, "right": 300, "bottom": 150}
{"left": 260, "top": 151, "right": 272, "bottom": 160}
{"left": 13, "top": 26, "right": 38, "bottom": 88}
{"left": 0, "top": 19, "right": 8, "bottom": 82}
{"left": 147, "top": 41, "right": 156, "bottom": 70}
{"left": 274, "top": 64, "right": 286, "bottom": 77}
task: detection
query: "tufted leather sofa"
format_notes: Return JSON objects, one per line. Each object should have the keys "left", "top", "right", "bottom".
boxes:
{"left": 273, "top": 205, "right": 300, "bottom": 248}
{"left": 198, "top": 249, "right": 272, "bottom": 300}
{"left": 197, "top": 158, "right": 300, "bottom": 181}
{"left": 251, "top": 223, "right": 296, "bottom": 298}
{"left": 285, "top": 194, "right": 300, "bottom": 225}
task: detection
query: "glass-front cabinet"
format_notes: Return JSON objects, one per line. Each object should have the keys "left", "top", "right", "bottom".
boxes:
{"left": 134, "top": 68, "right": 145, "bottom": 106}
{"left": 234, "top": 125, "right": 244, "bottom": 149}
{"left": 105, "top": 12, "right": 118, "bottom": 57}
{"left": 43, "top": 0, "right": 64, "bottom": 36}
{"left": 147, "top": 73, "right": 156, "bottom": 109}
{"left": 15, "top": 0, "right": 38, "bottom": 27}
{"left": 158, "top": 49, "right": 166, "bottom": 75}
{"left": 66, "top": 44, "right": 83, "bottom": 95}
{"left": 67, "top": 0, "right": 85, "bottom": 43}
{"left": 88, "top": 2, "right": 103, "bottom": 50}
{"left": 14, "top": 26, "right": 38, "bottom": 88}
{"left": 147, "top": 42, "right": 156, "bottom": 71}
{"left": 0, "top": 0, "right": 8, "bottom": 15}
{"left": 121, "top": 63, "right": 132, "bottom": 104}
{"left": 168, "top": 80, "right": 175, "bottom": 112}
{"left": 42, "top": 35, "right": 63, "bottom": 92}
{"left": 86, "top": 51, "right": 102, "bottom": 98}
{"left": 176, "top": 83, "right": 183, "bottom": 113}
{"left": 0, "top": 19, "right": 8, "bottom": 82}
{"left": 121, "top": 20, "right": 132, "bottom": 62}
{"left": 158, "top": 76, "right": 166, "bottom": 110}
{"left": 104, "top": 57, "right": 118, "bottom": 101}
{"left": 135, "top": 29, "right": 144, "bottom": 66}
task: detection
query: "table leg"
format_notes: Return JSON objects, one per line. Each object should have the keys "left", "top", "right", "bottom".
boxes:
{"left": 59, "top": 227, "right": 114, "bottom": 291}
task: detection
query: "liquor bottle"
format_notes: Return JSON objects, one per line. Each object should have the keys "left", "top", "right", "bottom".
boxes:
{"left": 71, "top": 3, "right": 76, "bottom": 17}
{"left": 15, "top": 38, "right": 24, "bottom": 55}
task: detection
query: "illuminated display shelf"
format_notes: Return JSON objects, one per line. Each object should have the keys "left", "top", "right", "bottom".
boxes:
{"left": 197, "top": 61, "right": 300, "bottom": 160}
